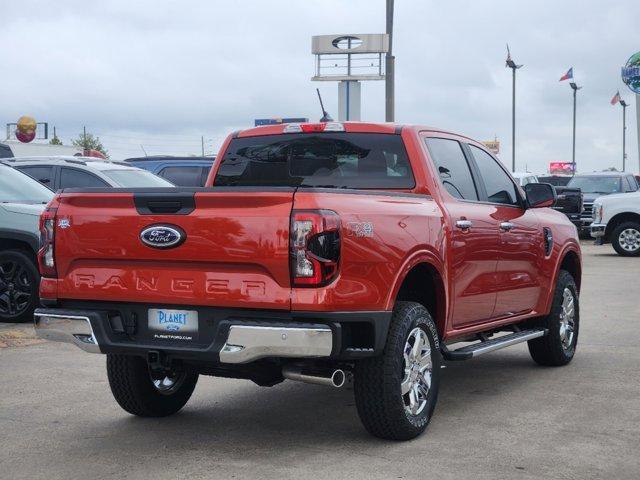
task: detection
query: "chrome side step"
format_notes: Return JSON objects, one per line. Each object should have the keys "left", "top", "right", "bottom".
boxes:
{"left": 441, "top": 329, "right": 547, "bottom": 361}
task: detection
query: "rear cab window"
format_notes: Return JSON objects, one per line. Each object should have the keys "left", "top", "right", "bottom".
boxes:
{"left": 213, "top": 133, "right": 415, "bottom": 189}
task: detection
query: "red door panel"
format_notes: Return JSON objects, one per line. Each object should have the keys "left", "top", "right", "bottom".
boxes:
{"left": 492, "top": 206, "right": 544, "bottom": 317}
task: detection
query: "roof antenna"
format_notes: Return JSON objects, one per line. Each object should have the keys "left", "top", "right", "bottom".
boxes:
{"left": 316, "top": 88, "right": 333, "bottom": 122}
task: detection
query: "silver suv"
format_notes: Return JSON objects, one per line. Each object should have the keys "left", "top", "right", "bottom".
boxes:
{"left": 0, "top": 164, "right": 53, "bottom": 322}
{"left": 3, "top": 156, "right": 174, "bottom": 189}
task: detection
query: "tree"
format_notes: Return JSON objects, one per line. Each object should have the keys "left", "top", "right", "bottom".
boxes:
{"left": 49, "top": 135, "right": 62, "bottom": 145}
{"left": 72, "top": 131, "right": 108, "bottom": 157}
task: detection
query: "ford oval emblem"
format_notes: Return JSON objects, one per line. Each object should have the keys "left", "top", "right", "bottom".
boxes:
{"left": 140, "top": 225, "right": 185, "bottom": 249}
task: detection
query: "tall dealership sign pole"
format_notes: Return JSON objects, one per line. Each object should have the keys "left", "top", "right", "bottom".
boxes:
{"left": 385, "top": 0, "right": 395, "bottom": 122}
{"left": 506, "top": 45, "right": 522, "bottom": 172}
{"left": 312, "top": 34, "right": 389, "bottom": 122}
{"left": 621, "top": 52, "right": 640, "bottom": 173}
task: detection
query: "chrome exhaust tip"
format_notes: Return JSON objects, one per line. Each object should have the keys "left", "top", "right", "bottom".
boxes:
{"left": 282, "top": 365, "right": 346, "bottom": 388}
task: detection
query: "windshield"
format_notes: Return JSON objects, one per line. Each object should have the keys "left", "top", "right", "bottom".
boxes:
{"left": 214, "top": 133, "right": 415, "bottom": 189}
{"left": 567, "top": 176, "right": 622, "bottom": 194}
{"left": 101, "top": 169, "right": 174, "bottom": 187}
{"left": 538, "top": 176, "right": 571, "bottom": 186}
{"left": 0, "top": 166, "right": 54, "bottom": 203}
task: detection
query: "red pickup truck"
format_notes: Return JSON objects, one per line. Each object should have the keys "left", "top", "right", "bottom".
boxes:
{"left": 34, "top": 122, "right": 581, "bottom": 440}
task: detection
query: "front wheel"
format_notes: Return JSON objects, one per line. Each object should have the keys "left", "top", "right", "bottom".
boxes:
{"left": 528, "top": 270, "right": 579, "bottom": 366}
{"left": 611, "top": 221, "right": 640, "bottom": 256}
{"left": 354, "top": 301, "right": 442, "bottom": 441}
{"left": 107, "top": 354, "right": 198, "bottom": 417}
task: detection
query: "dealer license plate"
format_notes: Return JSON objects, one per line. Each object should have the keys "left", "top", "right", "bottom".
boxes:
{"left": 148, "top": 308, "right": 198, "bottom": 341}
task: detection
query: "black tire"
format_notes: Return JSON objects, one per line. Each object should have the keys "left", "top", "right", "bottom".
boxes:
{"left": 528, "top": 270, "right": 579, "bottom": 366}
{"left": 0, "top": 249, "right": 40, "bottom": 323}
{"left": 354, "top": 301, "right": 442, "bottom": 441}
{"left": 611, "top": 221, "right": 640, "bottom": 257}
{"left": 106, "top": 354, "right": 198, "bottom": 417}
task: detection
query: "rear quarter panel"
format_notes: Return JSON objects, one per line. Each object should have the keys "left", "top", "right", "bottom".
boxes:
{"left": 291, "top": 190, "right": 445, "bottom": 312}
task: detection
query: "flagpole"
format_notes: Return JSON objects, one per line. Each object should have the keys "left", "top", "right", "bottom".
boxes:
{"left": 569, "top": 81, "right": 580, "bottom": 175}
{"left": 621, "top": 100, "right": 627, "bottom": 171}
{"left": 505, "top": 45, "right": 522, "bottom": 172}
{"left": 571, "top": 84, "right": 577, "bottom": 174}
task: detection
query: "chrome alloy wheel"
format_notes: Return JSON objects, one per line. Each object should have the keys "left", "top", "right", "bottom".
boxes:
{"left": 618, "top": 228, "right": 640, "bottom": 253}
{"left": 150, "top": 370, "right": 187, "bottom": 395}
{"left": 559, "top": 287, "right": 576, "bottom": 350}
{"left": 401, "top": 327, "right": 433, "bottom": 416}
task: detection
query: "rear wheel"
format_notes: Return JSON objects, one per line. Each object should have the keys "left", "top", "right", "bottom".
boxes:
{"left": 106, "top": 354, "right": 198, "bottom": 417}
{"left": 611, "top": 221, "right": 640, "bottom": 256}
{"left": 528, "top": 270, "right": 579, "bottom": 366}
{"left": 354, "top": 301, "right": 441, "bottom": 441}
{"left": 0, "top": 249, "right": 39, "bottom": 323}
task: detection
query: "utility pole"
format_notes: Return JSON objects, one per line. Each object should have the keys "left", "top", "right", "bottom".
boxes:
{"left": 505, "top": 45, "right": 523, "bottom": 172}
{"left": 385, "top": 0, "right": 395, "bottom": 122}
{"left": 620, "top": 99, "right": 628, "bottom": 171}
{"left": 83, "top": 126, "right": 87, "bottom": 150}
{"left": 201, "top": 136, "right": 205, "bottom": 156}
{"left": 569, "top": 82, "right": 581, "bottom": 174}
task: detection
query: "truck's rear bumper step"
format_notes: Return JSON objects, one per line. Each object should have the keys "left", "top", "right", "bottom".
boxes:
{"left": 220, "top": 325, "right": 333, "bottom": 363}
{"left": 441, "top": 329, "right": 547, "bottom": 361}
{"left": 34, "top": 312, "right": 101, "bottom": 353}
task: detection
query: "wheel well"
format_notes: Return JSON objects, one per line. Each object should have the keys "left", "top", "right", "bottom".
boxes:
{"left": 0, "top": 238, "right": 36, "bottom": 258}
{"left": 396, "top": 263, "right": 446, "bottom": 338}
{"left": 559, "top": 250, "right": 581, "bottom": 292}
{"left": 605, "top": 212, "right": 640, "bottom": 239}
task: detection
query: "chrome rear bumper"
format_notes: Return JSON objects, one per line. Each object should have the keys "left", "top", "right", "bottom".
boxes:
{"left": 34, "top": 312, "right": 100, "bottom": 353}
{"left": 219, "top": 325, "right": 333, "bottom": 364}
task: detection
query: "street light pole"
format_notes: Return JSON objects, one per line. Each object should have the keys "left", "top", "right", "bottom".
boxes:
{"left": 385, "top": 0, "right": 395, "bottom": 122}
{"left": 620, "top": 99, "right": 628, "bottom": 171}
{"left": 505, "top": 45, "right": 522, "bottom": 172}
{"left": 569, "top": 82, "right": 581, "bottom": 174}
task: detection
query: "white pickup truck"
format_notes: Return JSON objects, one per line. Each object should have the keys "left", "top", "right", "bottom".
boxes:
{"left": 591, "top": 191, "right": 640, "bottom": 256}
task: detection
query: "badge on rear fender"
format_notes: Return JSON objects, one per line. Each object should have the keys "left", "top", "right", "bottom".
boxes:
{"left": 140, "top": 224, "right": 186, "bottom": 249}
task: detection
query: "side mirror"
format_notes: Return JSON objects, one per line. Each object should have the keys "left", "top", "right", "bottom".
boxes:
{"left": 524, "top": 183, "right": 556, "bottom": 208}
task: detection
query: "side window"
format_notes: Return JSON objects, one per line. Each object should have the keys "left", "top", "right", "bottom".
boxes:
{"left": 625, "top": 176, "right": 638, "bottom": 192}
{"left": 159, "top": 166, "right": 203, "bottom": 187}
{"left": 424, "top": 138, "right": 478, "bottom": 201}
{"left": 468, "top": 145, "right": 520, "bottom": 206}
{"left": 17, "top": 165, "right": 55, "bottom": 187}
{"left": 59, "top": 168, "right": 109, "bottom": 188}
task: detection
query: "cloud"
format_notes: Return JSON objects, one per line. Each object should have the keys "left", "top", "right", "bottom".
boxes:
{"left": 1, "top": 0, "right": 639, "bottom": 170}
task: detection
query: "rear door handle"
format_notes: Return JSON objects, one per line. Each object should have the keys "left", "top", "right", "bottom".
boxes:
{"left": 500, "top": 222, "right": 515, "bottom": 232}
{"left": 455, "top": 220, "right": 473, "bottom": 230}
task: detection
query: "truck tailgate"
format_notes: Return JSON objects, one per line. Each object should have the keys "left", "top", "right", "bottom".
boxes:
{"left": 52, "top": 188, "right": 294, "bottom": 309}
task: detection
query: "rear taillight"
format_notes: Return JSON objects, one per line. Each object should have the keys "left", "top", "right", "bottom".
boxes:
{"left": 38, "top": 206, "right": 58, "bottom": 277}
{"left": 290, "top": 210, "right": 340, "bottom": 287}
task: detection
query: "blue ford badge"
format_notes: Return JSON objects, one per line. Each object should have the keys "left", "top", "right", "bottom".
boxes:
{"left": 140, "top": 225, "right": 185, "bottom": 249}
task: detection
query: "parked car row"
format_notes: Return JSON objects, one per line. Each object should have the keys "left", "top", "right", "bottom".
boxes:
{"left": 0, "top": 155, "right": 216, "bottom": 322}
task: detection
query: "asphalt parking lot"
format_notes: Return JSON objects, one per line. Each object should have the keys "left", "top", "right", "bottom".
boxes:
{"left": 1, "top": 241, "right": 638, "bottom": 480}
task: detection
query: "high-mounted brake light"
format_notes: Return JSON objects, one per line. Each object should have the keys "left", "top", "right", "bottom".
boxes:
{"left": 283, "top": 122, "right": 344, "bottom": 133}
{"left": 290, "top": 210, "right": 341, "bottom": 287}
{"left": 38, "top": 206, "right": 58, "bottom": 278}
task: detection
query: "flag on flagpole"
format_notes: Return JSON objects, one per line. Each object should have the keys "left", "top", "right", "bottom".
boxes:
{"left": 559, "top": 67, "right": 573, "bottom": 81}
{"left": 611, "top": 91, "right": 621, "bottom": 105}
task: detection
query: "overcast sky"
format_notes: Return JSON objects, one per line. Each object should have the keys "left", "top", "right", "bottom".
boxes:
{"left": 2, "top": 0, "right": 639, "bottom": 172}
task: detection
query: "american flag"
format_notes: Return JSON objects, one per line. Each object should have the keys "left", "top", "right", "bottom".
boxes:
{"left": 610, "top": 91, "right": 621, "bottom": 105}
